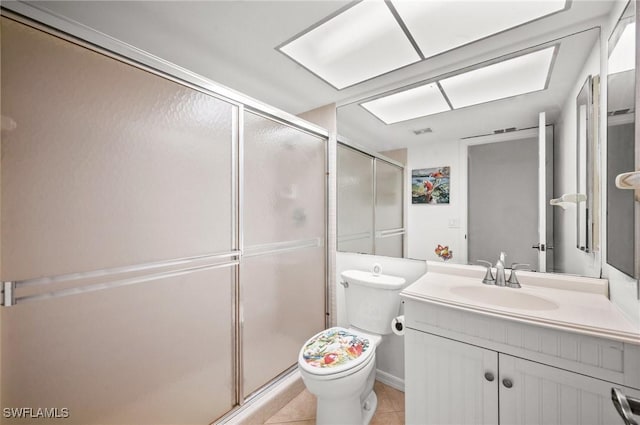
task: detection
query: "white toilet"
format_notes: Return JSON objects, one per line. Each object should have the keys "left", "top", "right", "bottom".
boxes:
{"left": 298, "top": 268, "right": 405, "bottom": 425}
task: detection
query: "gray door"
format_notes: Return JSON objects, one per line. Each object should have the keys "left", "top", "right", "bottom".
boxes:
{"left": 468, "top": 137, "right": 539, "bottom": 270}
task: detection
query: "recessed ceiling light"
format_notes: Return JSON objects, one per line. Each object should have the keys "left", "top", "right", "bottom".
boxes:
{"left": 609, "top": 22, "right": 635, "bottom": 74}
{"left": 390, "top": 0, "right": 567, "bottom": 59}
{"left": 361, "top": 83, "right": 451, "bottom": 124}
{"left": 439, "top": 46, "right": 555, "bottom": 109}
{"left": 278, "top": 1, "right": 420, "bottom": 90}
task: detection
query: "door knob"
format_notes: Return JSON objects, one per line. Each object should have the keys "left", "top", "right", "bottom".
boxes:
{"left": 502, "top": 378, "right": 513, "bottom": 389}
{"left": 484, "top": 372, "right": 494, "bottom": 382}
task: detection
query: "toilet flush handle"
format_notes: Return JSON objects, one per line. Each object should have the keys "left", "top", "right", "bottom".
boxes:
{"left": 372, "top": 263, "right": 382, "bottom": 276}
{"left": 339, "top": 280, "right": 349, "bottom": 289}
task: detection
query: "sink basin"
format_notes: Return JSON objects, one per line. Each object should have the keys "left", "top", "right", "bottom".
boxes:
{"left": 449, "top": 285, "right": 559, "bottom": 311}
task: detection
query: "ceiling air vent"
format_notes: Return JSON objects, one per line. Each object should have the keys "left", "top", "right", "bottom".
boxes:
{"left": 493, "top": 127, "right": 517, "bottom": 134}
{"left": 413, "top": 127, "right": 433, "bottom": 135}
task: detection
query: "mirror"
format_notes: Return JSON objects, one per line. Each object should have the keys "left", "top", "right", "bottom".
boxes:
{"left": 607, "top": 0, "right": 638, "bottom": 279}
{"left": 337, "top": 140, "right": 405, "bottom": 257}
{"left": 336, "top": 28, "right": 603, "bottom": 278}
{"left": 576, "top": 75, "right": 596, "bottom": 253}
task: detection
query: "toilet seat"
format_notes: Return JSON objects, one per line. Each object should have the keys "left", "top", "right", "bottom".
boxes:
{"left": 298, "top": 327, "right": 375, "bottom": 379}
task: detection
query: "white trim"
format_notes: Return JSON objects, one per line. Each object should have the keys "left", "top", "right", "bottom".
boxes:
{"left": 375, "top": 369, "right": 405, "bottom": 392}
{"left": 538, "top": 112, "right": 548, "bottom": 272}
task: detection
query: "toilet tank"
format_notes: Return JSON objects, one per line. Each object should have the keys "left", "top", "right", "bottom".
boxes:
{"left": 341, "top": 270, "right": 406, "bottom": 335}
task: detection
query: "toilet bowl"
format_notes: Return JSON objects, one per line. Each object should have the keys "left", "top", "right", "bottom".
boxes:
{"left": 298, "top": 268, "right": 405, "bottom": 425}
{"left": 298, "top": 327, "right": 381, "bottom": 425}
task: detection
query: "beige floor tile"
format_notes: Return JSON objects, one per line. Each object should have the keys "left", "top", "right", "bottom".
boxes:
{"left": 397, "top": 409, "right": 405, "bottom": 424}
{"left": 265, "top": 389, "right": 317, "bottom": 424}
{"left": 374, "top": 386, "right": 395, "bottom": 413}
{"left": 263, "top": 380, "right": 405, "bottom": 425}
{"left": 385, "top": 386, "right": 405, "bottom": 412}
{"left": 373, "top": 380, "right": 386, "bottom": 393}
{"left": 370, "top": 411, "right": 403, "bottom": 425}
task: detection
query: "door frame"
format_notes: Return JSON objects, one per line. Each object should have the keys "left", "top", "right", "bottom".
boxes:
{"left": 459, "top": 126, "right": 552, "bottom": 269}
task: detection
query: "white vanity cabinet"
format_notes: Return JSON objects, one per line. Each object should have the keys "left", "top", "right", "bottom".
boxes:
{"left": 403, "top": 297, "right": 640, "bottom": 425}
{"left": 405, "top": 329, "right": 498, "bottom": 424}
{"left": 499, "top": 354, "right": 640, "bottom": 424}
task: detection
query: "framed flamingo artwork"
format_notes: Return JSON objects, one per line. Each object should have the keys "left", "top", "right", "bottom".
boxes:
{"left": 411, "top": 166, "right": 450, "bottom": 204}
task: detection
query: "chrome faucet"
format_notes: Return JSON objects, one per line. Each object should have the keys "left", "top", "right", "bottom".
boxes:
{"left": 479, "top": 254, "right": 529, "bottom": 288}
{"left": 494, "top": 252, "right": 507, "bottom": 286}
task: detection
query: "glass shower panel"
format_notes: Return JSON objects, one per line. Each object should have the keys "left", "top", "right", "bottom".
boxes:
{"left": 243, "top": 112, "right": 325, "bottom": 247}
{"left": 242, "top": 111, "right": 326, "bottom": 398}
{"left": 337, "top": 145, "right": 375, "bottom": 253}
{"left": 375, "top": 160, "right": 404, "bottom": 230}
{"left": 1, "top": 17, "right": 236, "bottom": 423}
{"left": 241, "top": 247, "right": 325, "bottom": 396}
{"left": 2, "top": 267, "right": 235, "bottom": 425}
{"left": 375, "top": 234, "right": 404, "bottom": 258}
{"left": 375, "top": 160, "right": 404, "bottom": 257}
{"left": 1, "top": 17, "right": 233, "bottom": 280}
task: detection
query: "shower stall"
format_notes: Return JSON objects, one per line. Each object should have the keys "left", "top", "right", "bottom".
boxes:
{"left": 337, "top": 141, "right": 405, "bottom": 257}
{"left": 0, "top": 12, "right": 327, "bottom": 424}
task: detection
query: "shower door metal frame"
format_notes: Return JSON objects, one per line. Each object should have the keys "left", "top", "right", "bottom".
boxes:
{"left": 336, "top": 138, "right": 406, "bottom": 257}
{"left": 0, "top": 4, "right": 330, "bottom": 418}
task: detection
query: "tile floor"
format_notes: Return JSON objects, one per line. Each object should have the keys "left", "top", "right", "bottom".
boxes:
{"left": 264, "top": 380, "right": 405, "bottom": 425}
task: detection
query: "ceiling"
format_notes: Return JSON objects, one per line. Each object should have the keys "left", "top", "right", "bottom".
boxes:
{"left": 24, "top": 0, "right": 617, "bottom": 151}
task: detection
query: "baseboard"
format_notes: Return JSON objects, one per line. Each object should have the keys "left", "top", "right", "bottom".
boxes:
{"left": 376, "top": 369, "right": 404, "bottom": 392}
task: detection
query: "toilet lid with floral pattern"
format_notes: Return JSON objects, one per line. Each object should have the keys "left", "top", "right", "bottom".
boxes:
{"left": 298, "top": 327, "right": 374, "bottom": 376}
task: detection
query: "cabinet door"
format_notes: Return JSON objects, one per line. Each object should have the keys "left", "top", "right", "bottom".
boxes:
{"left": 499, "top": 354, "right": 640, "bottom": 425}
{"left": 405, "top": 329, "right": 499, "bottom": 425}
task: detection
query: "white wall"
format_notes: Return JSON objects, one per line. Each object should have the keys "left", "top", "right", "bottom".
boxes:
{"left": 336, "top": 252, "right": 427, "bottom": 389}
{"left": 406, "top": 141, "right": 464, "bottom": 262}
{"left": 553, "top": 40, "right": 602, "bottom": 277}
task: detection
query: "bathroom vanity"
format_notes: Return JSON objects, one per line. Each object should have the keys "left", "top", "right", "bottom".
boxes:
{"left": 401, "top": 266, "right": 640, "bottom": 425}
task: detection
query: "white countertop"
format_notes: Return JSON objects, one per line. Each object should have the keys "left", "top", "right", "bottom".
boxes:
{"left": 401, "top": 271, "right": 640, "bottom": 344}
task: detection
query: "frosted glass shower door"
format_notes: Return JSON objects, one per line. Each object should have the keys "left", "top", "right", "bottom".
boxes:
{"left": 1, "top": 17, "right": 236, "bottom": 424}
{"left": 337, "top": 144, "right": 375, "bottom": 253}
{"left": 241, "top": 111, "right": 326, "bottom": 398}
{"left": 375, "top": 160, "right": 404, "bottom": 257}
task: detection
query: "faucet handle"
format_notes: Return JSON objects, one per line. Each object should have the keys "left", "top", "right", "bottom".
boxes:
{"left": 511, "top": 263, "right": 530, "bottom": 270}
{"left": 477, "top": 260, "right": 495, "bottom": 285}
{"left": 507, "top": 263, "right": 530, "bottom": 288}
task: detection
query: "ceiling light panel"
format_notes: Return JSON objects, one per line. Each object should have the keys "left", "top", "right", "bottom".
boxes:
{"left": 361, "top": 83, "right": 451, "bottom": 124}
{"left": 439, "top": 47, "right": 555, "bottom": 109}
{"left": 391, "top": 0, "right": 566, "bottom": 59}
{"left": 278, "top": 1, "right": 421, "bottom": 90}
{"left": 609, "top": 22, "right": 636, "bottom": 74}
